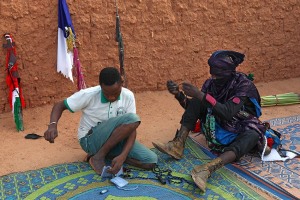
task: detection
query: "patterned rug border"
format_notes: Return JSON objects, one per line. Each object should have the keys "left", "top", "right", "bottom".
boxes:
{"left": 189, "top": 136, "right": 296, "bottom": 200}
{"left": 266, "top": 114, "right": 300, "bottom": 127}
{"left": 24, "top": 170, "right": 94, "bottom": 200}
{"left": 184, "top": 139, "right": 284, "bottom": 200}
{"left": 188, "top": 137, "right": 285, "bottom": 200}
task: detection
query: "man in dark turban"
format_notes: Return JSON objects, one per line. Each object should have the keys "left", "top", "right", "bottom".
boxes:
{"left": 152, "top": 50, "right": 269, "bottom": 192}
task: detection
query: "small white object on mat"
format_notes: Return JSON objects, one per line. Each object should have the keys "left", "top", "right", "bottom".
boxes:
{"left": 262, "top": 149, "right": 297, "bottom": 162}
{"left": 111, "top": 176, "right": 129, "bottom": 188}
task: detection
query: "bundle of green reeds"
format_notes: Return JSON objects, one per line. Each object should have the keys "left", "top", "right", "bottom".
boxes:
{"left": 261, "top": 92, "right": 300, "bottom": 107}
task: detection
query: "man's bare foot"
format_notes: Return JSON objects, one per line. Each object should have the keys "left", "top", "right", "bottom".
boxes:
{"left": 89, "top": 156, "right": 105, "bottom": 175}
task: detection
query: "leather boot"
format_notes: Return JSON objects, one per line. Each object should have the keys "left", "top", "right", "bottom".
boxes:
{"left": 191, "top": 157, "right": 223, "bottom": 192}
{"left": 152, "top": 126, "right": 189, "bottom": 160}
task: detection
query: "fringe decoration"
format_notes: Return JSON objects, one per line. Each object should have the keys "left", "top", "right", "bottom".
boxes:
{"left": 73, "top": 47, "right": 86, "bottom": 90}
{"left": 65, "top": 25, "right": 86, "bottom": 90}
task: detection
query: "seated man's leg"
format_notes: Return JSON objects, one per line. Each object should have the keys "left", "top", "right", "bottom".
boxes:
{"left": 153, "top": 98, "right": 206, "bottom": 159}
{"left": 191, "top": 129, "right": 260, "bottom": 192}
{"left": 80, "top": 113, "right": 142, "bottom": 174}
{"left": 109, "top": 138, "right": 158, "bottom": 170}
{"left": 223, "top": 129, "right": 260, "bottom": 162}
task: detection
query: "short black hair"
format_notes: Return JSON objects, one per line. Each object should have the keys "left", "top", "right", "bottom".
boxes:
{"left": 99, "top": 67, "right": 121, "bottom": 86}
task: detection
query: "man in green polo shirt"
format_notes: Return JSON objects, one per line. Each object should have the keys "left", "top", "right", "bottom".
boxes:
{"left": 44, "top": 67, "right": 158, "bottom": 175}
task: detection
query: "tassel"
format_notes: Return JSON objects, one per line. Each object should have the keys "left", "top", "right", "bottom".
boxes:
{"left": 65, "top": 26, "right": 86, "bottom": 90}
{"left": 73, "top": 47, "right": 86, "bottom": 90}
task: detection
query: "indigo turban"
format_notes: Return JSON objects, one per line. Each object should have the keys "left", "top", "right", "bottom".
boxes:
{"left": 208, "top": 50, "right": 245, "bottom": 77}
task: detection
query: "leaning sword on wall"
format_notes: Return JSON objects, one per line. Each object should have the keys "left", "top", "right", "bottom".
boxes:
{"left": 115, "top": 0, "right": 127, "bottom": 87}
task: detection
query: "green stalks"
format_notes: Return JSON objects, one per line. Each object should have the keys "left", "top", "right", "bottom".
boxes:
{"left": 261, "top": 92, "right": 300, "bottom": 107}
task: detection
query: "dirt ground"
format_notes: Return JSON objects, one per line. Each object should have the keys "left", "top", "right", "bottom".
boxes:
{"left": 0, "top": 77, "right": 299, "bottom": 176}
{"left": 0, "top": 77, "right": 299, "bottom": 198}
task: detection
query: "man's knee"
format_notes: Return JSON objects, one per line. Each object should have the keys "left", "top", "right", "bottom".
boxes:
{"left": 224, "top": 130, "right": 260, "bottom": 160}
{"left": 124, "top": 113, "right": 140, "bottom": 122}
{"left": 140, "top": 150, "right": 158, "bottom": 165}
{"left": 122, "top": 113, "right": 141, "bottom": 126}
{"left": 244, "top": 130, "right": 260, "bottom": 145}
{"left": 148, "top": 151, "right": 158, "bottom": 164}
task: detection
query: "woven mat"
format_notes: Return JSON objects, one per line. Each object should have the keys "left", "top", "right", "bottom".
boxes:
{"left": 193, "top": 115, "right": 300, "bottom": 200}
{"left": 0, "top": 137, "right": 278, "bottom": 200}
{"left": 236, "top": 115, "right": 300, "bottom": 199}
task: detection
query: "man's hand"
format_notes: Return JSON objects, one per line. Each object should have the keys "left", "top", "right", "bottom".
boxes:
{"left": 182, "top": 82, "right": 204, "bottom": 100}
{"left": 44, "top": 126, "right": 58, "bottom": 143}
{"left": 167, "top": 80, "right": 180, "bottom": 95}
{"left": 43, "top": 101, "right": 66, "bottom": 143}
{"left": 108, "top": 155, "right": 126, "bottom": 175}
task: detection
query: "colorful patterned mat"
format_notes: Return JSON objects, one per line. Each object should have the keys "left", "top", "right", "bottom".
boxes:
{"left": 0, "top": 137, "right": 278, "bottom": 200}
{"left": 193, "top": 115, "right": 300, "bottom": 200}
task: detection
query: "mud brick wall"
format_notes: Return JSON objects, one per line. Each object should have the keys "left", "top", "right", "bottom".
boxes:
{"left": 0, "top": 0, "right": 299, "bottom": 113}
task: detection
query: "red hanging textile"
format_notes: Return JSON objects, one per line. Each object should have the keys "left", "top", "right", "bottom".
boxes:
{"left": 73, "top": 46, "right": 86, "bottom": 90}
{"left": 3, "top": 33, "right": 25, "bottom": 131}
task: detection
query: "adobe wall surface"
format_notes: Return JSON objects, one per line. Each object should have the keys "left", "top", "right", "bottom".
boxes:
{"left": 0, "top": 0, "right": 299, "bottom": 112}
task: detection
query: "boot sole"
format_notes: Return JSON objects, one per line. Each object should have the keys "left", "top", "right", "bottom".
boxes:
{"left": 191, "top": 171, "right": 206, "bottom": 193}
{"left": 152, "top": 142, "right": 182, "bottom": 160}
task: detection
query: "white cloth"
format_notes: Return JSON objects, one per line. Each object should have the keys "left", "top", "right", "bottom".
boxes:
{"left": 57, "top": 28, "right": 73, "bottom": 82}
{"left": 262, "top": 149, "right": 297, "bottom": 162}
{"left": 11, "top": 88, "right": 19, "bottom": 113}
{"left": 65, "top": 86, "right": 136, "bottom": 139}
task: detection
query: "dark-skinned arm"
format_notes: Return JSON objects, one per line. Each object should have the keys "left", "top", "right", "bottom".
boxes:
{"left": 181, "top": 82, "right": 250, "bottom": 120}
{"left": 44, "top": 100, "right": 67, "bottom": 143}
{"left": 167, "top": 80, "right": 191, "bottom": 109}
{"left": 211, "top": 97, "right": 247, "bottom": 120}
{"left": 109, "top": 130, "right": 137, "bottom": 174}
{"left": 174, "top": 92, "right": 190, "bottom": 109}
{"left": 182, "top": 82, "right": 205, "bottom": 101}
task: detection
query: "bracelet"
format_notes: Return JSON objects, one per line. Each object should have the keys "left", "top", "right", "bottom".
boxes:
{"left": 48, "top": 122, "right": 57, "bottom": 126}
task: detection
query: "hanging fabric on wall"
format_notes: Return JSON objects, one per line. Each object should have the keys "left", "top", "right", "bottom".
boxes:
{"left": 73, "top": 42, "right": 86, "bottom": 90}
{"left": 3, "top": 33, "right": 25, "bottom": 131}
{"left": 57, "top": 0, "right": 74, "bottom": 81}
{"left": 57, "top": 0, "right": 86, "bottom": 90}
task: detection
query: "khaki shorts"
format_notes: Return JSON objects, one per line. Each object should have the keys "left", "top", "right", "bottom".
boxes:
{"left": 79, "top": 113, "right": 157, "bottom": 164}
